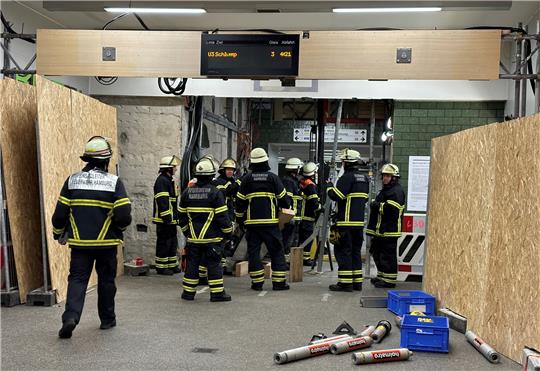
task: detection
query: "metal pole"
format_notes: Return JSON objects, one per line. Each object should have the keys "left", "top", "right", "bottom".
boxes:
{"left": 3, "top": 36, "right": 11, "bottom": 77}
{"left": 317, "top": 100, "right": 343, "bottom": 272}
{"left": 365, "top": 101, "right": 376, "bottom": 278}
{"left": 514, "top": 23, "right": 523, "bottom": 118}
{"left": 0, "top": 149, "right": 13, "bottom": 293}
{"left": 315, "top": 99, "right": 327, "bottom": 272}
{"left": 521, "top": 25, "right": 528, "bottom": 116}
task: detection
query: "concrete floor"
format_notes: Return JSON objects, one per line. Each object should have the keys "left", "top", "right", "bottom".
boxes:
{"left": 1, "top": 266, "right": 519, "bottom": 370}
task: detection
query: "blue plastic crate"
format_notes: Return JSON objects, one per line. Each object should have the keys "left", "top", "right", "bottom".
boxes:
{"left": 387, "top": 290, "right": 436, "bottom": 316}
{"left": 400, "top": 314, "right": 449, "bottom": 353}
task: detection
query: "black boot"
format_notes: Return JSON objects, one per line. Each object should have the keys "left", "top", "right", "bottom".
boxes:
{"left": 58, "top": 318, "right": 77, "bottom": 339}
{"left": 198, "top": 276, "right": 208, "bottom": 286}
{"left": 374, "top": 280, "right": 396, "bottom": 288}
{"left": 329, "top": 283, "right": 353, "bottom": 292}
{"left": 181, "top": 291, "right": 195, "bottom": 301}
{"left": 251, "top": 282, "right": 264, "bottom": 291}
{"left": 170, "top": 266, "right": 182, "bottom": 274}
{"left": 272, "top": 282, "right": 290, "bottom": 291}
{"left": 370, "top": 277, "right": 381, "bottom": 285}
{"left": 303, "top": 259, "right": 313, "bottom": 267}
{"left": 210, "top": 291, "right": 232, "bottom": 302}
{"left": 353, "top": 283, "right": 362, "bottom": 291}
{"left": 156, "top": 268, "right": 173, "bottom": 276}
{"left": 100, "top": 320, "right": 116, "bottom": 330}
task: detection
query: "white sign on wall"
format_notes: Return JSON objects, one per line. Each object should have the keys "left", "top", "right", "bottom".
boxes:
{"left": 407, "top": 156, "right": 431, "bottom": 212}
{"left": 293, "top": 126, "right": 367, "bottom": 143}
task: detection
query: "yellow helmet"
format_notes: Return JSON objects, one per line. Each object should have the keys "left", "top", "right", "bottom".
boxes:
{"left": 250, "top": 148, "right": 269, "bottom": 163}
{"left": 340, "top": 148, "right": 361, "bottom": 163}
{"left": 381, "top": 163, "right": 400, "bottom": 177}
{"left": 80, "top": 136, "right": 112, "bottom": 161}
{"left": 285, "top": 157, "right": 303, "bottom": 170}
{"left": 194, "top": 157, "right": 218, "bottom": 176}
{"left": 302, "top": 162, "right": 318, "bottom": 177}
{"left": 159, "top": 155, "right": 180, "bottom": 169}
{"left": 219, "top": 158, "right": 237, "bottom": 170}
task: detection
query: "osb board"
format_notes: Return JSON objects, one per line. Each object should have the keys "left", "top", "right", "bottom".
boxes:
{"left": 424, "top": 115, "right": 540, "bottom": 363}
{"left": 37, "top": 29, "right": 500, "bottom": 80}
{"left": 35, "top": 76, "right": 121, "bottom": 303}
{"left": 0, "top": 79, "right": 43, "bottom": 302}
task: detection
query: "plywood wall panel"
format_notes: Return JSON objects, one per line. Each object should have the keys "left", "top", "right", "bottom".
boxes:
{"left": 0, "top": 79, "right": 42, "bottom": 302}
{"left": 424, "top": 115, "right": 540, "bottom": 363}
{"left": 36, "top": 76, "right": 119, "bottom": 303}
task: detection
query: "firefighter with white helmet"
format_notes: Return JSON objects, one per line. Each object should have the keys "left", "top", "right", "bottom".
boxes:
{"left": 366, "top": 163, "right": 406, "bottom": 288}
{"left": 327, "top": 148, "right": 369, "bottom": 292}
{"left": 53, "top": 136, "right": 132, "bottom": 338}
{"left": 298, "top": 161, "right": 321, "bottom": 265}
{"left": 153, "top": 155, "right": 181, "bottom": 275}
{"left": 281, "top": 157, "right": 303, "bottom": 253}
{"left": 179, "top": 157, "right": 233, "bottom": 302}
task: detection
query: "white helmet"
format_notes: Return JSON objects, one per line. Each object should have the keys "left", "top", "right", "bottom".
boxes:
{"left": 159, "top": 155, "right": 180, "bottom": 169}
{"left": 381, "top": 163, "right": 400, "bottom": 177}
{"left": 250, "top": 148, "right": 269, "bottom": 163}
{"left": 340, "top": 148, "right": 361, "bottom": 163}
{"left": 285, "top": 157, "right": 303, "bottom": 170}
{"left": 302, "top": 162, "right": 318, "bottom": 177}
{"left": 194, "top": 157, "right": 218, "bottom": 176}
{"left": 80, "top": 136, "right": 112, "bottom": 161}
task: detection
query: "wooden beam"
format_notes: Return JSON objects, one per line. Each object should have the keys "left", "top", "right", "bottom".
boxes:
{"left": 37, "top": 29, "right": 501, "bottom": 80}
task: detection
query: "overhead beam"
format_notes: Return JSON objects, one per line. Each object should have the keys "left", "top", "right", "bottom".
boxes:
{"left": 36, "top": 29, "right": 501, "bottom": 80}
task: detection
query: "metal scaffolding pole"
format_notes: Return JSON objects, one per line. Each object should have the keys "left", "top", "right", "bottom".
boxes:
{"left": 514, "top": 23, "right": 523, "bottom": 118}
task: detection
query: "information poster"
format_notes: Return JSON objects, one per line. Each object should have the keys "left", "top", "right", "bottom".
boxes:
{"left": 407, "top": 156, "right": 431, "bottom": 212}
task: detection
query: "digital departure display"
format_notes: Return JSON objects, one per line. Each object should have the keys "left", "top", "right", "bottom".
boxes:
{"left": 200, "top": 34, "right": 300, "bottom": 77}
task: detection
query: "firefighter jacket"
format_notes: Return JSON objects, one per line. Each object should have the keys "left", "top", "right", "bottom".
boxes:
{"left": 51, "top": 165, "right": 132, "bottom": 249}
{"left": 212, "top": 174, "right": 239, "bottom": 221}
{"left": 235, "top": 166, "right": 291, "bottom": 226}
{"left": 282, "top": 174, "right": 302, "bottom": 222}
{"left": 327, "top": 169, "right": 369, "bottom": 228}
{"left": 299, "top": 178, "right": 321, "bottom": 223}
{"left": 178, "top": 179, "right": 233, "bottom": 244}
{"left": 366, "top": 181, "right": 406, "bottom": 238}
{"left": 153, "top": 172, "right": 179, "bottom": 225}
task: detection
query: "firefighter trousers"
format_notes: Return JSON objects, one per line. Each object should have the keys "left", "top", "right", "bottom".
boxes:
{"left": 155, "top": 224, "right": 179, "bottom": 271}
{"left": 334, "top": 227, "right": 364, "bottom": 286}
{"left": 246, "top": 226, "right": 288, "bottom": 287}
{"left": 299, "top": 221, "right": 314, "bottom": 261}
{"left": 371, "top": 236, "right": 398, "bottom": 284}
{"left": 182, "top": 243, "right": 224, "bottom": 296}
{"left": 62, "top": 247, "right": 117, "bottom": 324}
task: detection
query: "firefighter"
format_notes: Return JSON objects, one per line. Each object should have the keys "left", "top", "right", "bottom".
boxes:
{"left": 212, "top": 158, "right": 239, "bottom": 269}
{"left": 152, "top": 155, "right": 181, "bottom": 275}
{"left": 52, "top": 136, "right": 132, "bottom": 338}
{"left": 366, "top": 163, "right": 406, "bottom": 288}
{"left": 327, "top": 149, "right": 369, "bottom": 292}
{"left": 235, "top": 148, "right": 291, "bottom": 291}
{"left": 281, "top": 157, "right": 303, "bottom": 253}
{"left": 298, "top": 162, "right": 321, "bottom": 266}
{"left": 179, "top": 157, "right": 233, "bottom": 302}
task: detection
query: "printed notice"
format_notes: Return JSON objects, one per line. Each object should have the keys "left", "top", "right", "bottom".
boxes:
{"left": 407, "top": 156, "right": 430, "bottom": 212}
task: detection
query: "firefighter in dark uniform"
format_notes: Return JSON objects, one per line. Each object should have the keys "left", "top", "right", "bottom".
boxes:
{"left": 298, "top": 162, "right": 321, "bottom": 265}
{"left": 152, "top": 155, "right": 181, "bottom": 275}
{"left": 366, "top": 163, "right": 406, "bottom": 288}
{"left": 52, "top": 136, "right": 132, "bottom": 338}
{"left": 235, "top": 148, "right": 292, "bottom": 291}
{"left": 327, "top": 149, "right": 369, "bottom": 292}
{"left": 281, "top": 157, "right": 303, "bottom": 253}
{"left": 180, "top": 157, "right": 233, "bottom": 302}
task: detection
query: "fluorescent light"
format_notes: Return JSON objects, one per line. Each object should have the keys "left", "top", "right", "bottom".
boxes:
{"left": 333, "top": 7, "right": 442, "bottom": 13}
{"left": 105, "top": 8, "right": 206, "bottom": 14}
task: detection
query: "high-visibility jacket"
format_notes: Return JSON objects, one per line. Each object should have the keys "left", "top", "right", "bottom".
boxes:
{"left": 212, "top": 174, "right": 239, "bottom": 221}
{"left": 366, "top": 181, "right": 406, "bottom": 237}
{"left": 282, "top": 174, "right": 302, "bottom": 222}
{"left": 235, "top": 171, "right": 290, "bottom": 226}
{"left": 327, "top": 169, "right": 369, "bottom": 228}
{"left": 178, "top": 180, "right": 233, "bottom": 244}
{"left": 153, "top": 172, "right": 179, "bottom": 224}
{"left": 51, "top": 165, "right": 132, "bottom": 249}
{"left": 299, "top": 178, "right": 320, "bottom": 222}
